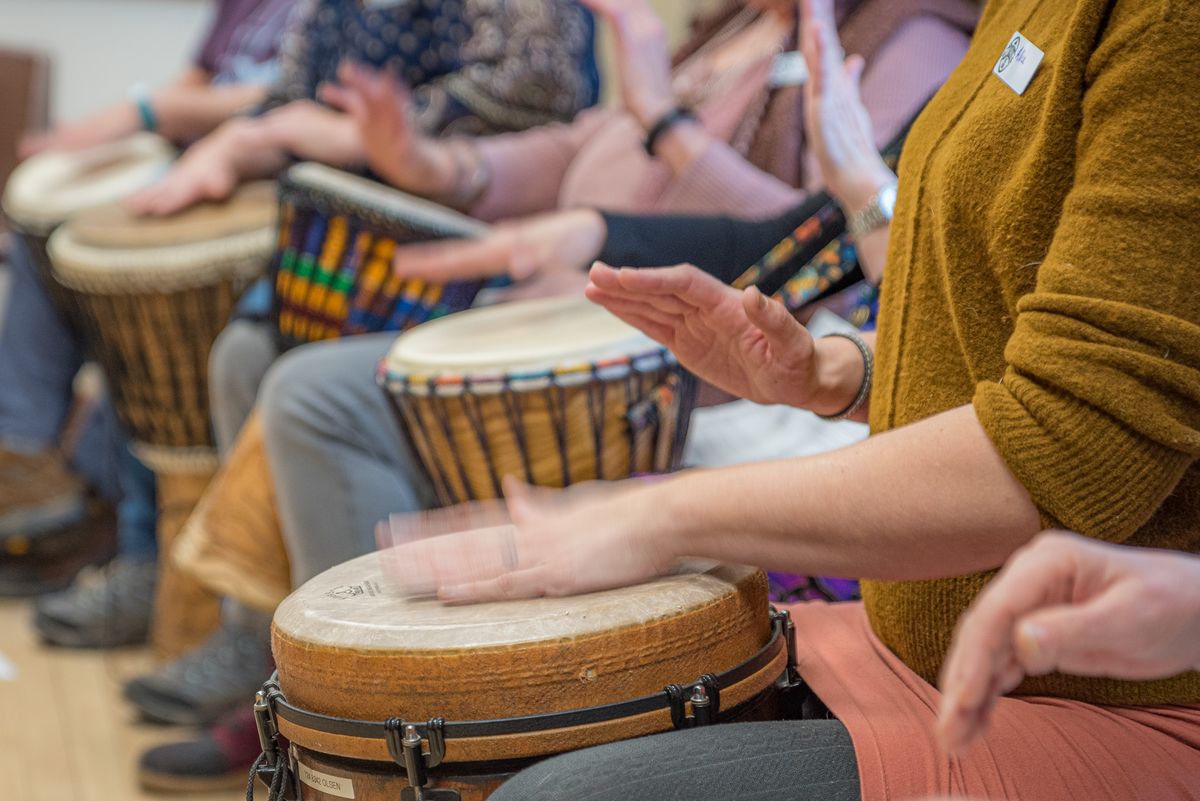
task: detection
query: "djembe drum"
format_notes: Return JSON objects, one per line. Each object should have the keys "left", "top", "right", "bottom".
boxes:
{"left": 379, "top": 297, "right": 696, "bottom": 505}
{"left": 253, "top": 551, "right": 798, "bottom": 801}
{"left": 2, "top": 134, "right": 175, "bottom": 317}
{"left": 47, "top": 182, "right": 277, "bottom": 658}
{"left": 272, "top": 162, "right": 487, "bottom": 350}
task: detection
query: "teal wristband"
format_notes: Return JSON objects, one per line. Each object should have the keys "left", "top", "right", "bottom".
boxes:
{"left": 128, "top": 84, "right": 159, "bottom": 133}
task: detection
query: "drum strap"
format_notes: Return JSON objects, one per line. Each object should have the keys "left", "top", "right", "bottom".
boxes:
{"left": 252, "top": 608, "right": 803, "bottom": 798}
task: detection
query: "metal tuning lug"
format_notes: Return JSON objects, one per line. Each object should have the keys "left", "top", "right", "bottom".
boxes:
{"left": 386, "top": 718, "right": 459, "bottom": 801}
{"left": 666, "top": 675, "right": 722, "bottom": 730}
{"left": 252, "top": 687, "right": 298, "bottom": 800}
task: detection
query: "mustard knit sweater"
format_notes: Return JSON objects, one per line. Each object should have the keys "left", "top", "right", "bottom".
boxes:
{"left": 865, "top": 0, "right": 1200, "bottom": 705}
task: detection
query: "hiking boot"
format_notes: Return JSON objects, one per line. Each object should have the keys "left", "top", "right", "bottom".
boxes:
{"left": 33, "top": 557, "right": 156, "bottom": 648}
{"left": 124, "top": 611, "right": 274, "bottom": 726}
{"left": 138, "top": 707, "right": 263, "bottom": 793}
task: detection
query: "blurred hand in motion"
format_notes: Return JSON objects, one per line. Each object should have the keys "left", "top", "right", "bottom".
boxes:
{"left": 241, "top": 99, "right": 363, "bottom": 167}
{"left": 392, "top": 209, "right": 606, "bottom": 300}
{"left": 19, "top": 103, "right": 141, "bottom": 160}
{"left": 322, "top": 63, "right": 458, "bottom": 198}
{"left": 799, "top": 0, "right": 894, "bottom": 213}
{"left": 938, "top": 532, "right": 1200, "bottom": 754}
{"left": 580, "top": 0, "right": 675, "bottom": 129}
{"left": 376, "top": 478, "right": 675, "bottom": 603}
{"left": 585, "top": 262, "right": 832, "bottom": 409}
{"left": 124, "top": 127, "right": 242, "bottom": 216}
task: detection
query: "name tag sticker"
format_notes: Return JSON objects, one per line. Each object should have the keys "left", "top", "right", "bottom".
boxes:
{"left": 297, "top": 760, "right": 356, "bottom": 799}
{"left": 770, "top": 51, "right": 809, "bottom": 88}
{"left": 993, "top": 32, "right": 1045, "bottom": 95}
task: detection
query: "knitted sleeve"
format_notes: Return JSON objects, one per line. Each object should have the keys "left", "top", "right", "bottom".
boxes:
{"left": 411, "top": 0, "right": 599, "bottom": 137}
{"left": 973, "top": 8, "right": 1200, "bottom": 542}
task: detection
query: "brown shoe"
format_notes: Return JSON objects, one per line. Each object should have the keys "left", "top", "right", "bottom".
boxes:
{"left": 0, "top": 448, "right": 86, "bottom": 536}
{"left": 0, "top": 448, "right": 114, "bottom": 597}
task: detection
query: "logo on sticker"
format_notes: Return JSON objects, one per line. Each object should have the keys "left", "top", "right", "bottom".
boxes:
{"left": 997, "top": 34, "right": 1023, "bottom": 74}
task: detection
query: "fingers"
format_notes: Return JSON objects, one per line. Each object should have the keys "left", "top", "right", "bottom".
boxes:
{"left": 440, "top": 565, "right": 549, "bottom": 605}
{"left": 742, "top": 287, "right": 811, "bottom": 359}
{"left": 320, "top": 81, "right": 367, "bottom": 123}
{"left": 393, "top": 231, "right": 514, "bottom": 281}
{"left": 589, "top": 262, "right": 730, "bottom": 309}
{"left": 1014, "top": 597, "right": 1123, "bottom": 677}
{"left": 583, "top": 285, "right": 681, "bottom": 344}
{"left": 937, "top": 532, "right": 1097, "bottom": 752}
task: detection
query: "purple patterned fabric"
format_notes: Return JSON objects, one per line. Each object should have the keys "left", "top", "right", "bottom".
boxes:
{"left": 768, "top": 573, "right": 860, "bottom": 604}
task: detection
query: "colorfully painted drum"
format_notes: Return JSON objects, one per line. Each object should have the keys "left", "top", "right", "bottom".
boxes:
{"left": 271, "top": 162, "right": 488, "bottom": 350}
{"left": 379, "top": 297, "right": 696, "bottom": 505}
{"left": 258, "top": 551, "right": 793, "bottom": 801}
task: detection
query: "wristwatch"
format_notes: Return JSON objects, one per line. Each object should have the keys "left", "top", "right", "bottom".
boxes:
{"left": 846, "top": 180, "right": 898, "bottom": 238}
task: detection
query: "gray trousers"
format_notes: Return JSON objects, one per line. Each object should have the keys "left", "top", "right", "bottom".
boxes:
{"left": 208, "top": 321, "right": 433, "bottom": 586}
{"left": 490, "top": 720, "right": 860, "bottom": 801}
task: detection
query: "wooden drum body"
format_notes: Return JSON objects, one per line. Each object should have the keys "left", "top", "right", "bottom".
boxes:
{"left": 272, "top": 163, "right": 487, "bottom": 350}
{"left": 46, "top": 183, "right": 276, "bottom": 657}
{"left": 257, "top": 552, "right": 798, "bottom": 800}
{"left": 1, "top": 134, "right": 175, "bottom": 317}
{"left": 380, "top": 298, "right": 696, "bottom": 505}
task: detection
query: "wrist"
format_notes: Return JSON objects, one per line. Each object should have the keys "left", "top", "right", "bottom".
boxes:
{"left": 833, "top": 163, "right": 896, "bottom": 217}
{"left": 807, "top": 335, "right": 867, "bottom": 417}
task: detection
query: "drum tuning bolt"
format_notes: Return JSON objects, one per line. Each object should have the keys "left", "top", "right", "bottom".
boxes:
{"left": 667, "top": 674, "right": 721, "bottom": 730}
{"left": 252, "top": 685, "right": 298, "bottom": 801}
{"left": 386, "top": 718, "right": 458, "bottom": 801}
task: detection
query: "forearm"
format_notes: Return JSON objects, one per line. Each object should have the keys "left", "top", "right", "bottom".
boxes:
{"left": 213, "top": 118, "right": 291, "bottom": 181}
{"left": 153, "top": 84, "right": 267, "bottom": 143}
{"left": 650, "top": 404, "right": 1041, "bottom": 580}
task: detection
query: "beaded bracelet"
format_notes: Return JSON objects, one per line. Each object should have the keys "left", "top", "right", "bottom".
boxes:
{"left": 816, "top": 331, "right": 873, "bottom": 420}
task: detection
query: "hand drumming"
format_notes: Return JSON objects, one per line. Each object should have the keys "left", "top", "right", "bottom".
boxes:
{"left": 321, "top": 62, "right": 457, "bottom": 199}
{"left": 799, "top": 0, "right": 895, "bottom": 215}
{"left": 584, "top": 262, "right": 846, "bottom": 410}
{"left": 391, "top": 209, "right": 607, "bottom": 300}
{"left": 376, "top": 477, "right": 675, "bottom": 604}
{"left": 938, "top": 532, "right": 1200, "bottom": 754}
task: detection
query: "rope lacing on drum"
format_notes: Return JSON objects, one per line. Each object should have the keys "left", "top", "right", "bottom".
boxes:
{"left": 247, "top": 750, "right": 289, "bottom": 801}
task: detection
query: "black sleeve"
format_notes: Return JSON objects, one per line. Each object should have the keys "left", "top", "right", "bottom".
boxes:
{"left": 597, "top": 194, "right": 830, "bottom": 285}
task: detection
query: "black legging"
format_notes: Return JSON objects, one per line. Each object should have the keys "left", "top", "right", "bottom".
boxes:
{"left": 489, "top": 720, "right": 860, "bottom": 801}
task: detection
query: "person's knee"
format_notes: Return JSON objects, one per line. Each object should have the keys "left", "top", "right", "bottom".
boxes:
{"left": 209, "top": 320, "right": 275, "bottom": 404}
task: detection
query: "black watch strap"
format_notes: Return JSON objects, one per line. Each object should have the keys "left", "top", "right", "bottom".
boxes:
{"left": 644, "top": 107, "right": 697, "bottom": 156}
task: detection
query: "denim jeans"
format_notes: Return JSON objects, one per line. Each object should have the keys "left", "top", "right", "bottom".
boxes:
{"left": 0, "top": 236, "right": 157, "bottom": 555}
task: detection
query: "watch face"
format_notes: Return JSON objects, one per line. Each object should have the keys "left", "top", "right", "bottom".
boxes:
{"left": 878, "top": 182, "right": 898, "bottom": 219}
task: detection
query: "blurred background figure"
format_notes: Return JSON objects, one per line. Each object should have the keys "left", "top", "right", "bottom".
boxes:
{"left": 2, "top": 0, "right": 297, "bottom": 645}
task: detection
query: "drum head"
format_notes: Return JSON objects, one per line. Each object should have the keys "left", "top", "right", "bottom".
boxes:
{"left": 47, "top": 181, "right": 278, "bottom": 292}
{"left": 383, "top": 297, "right": 663, "bottom": 379}
{"left": 66, "top": 180, "right": 277, "bottom": 249}
{"left": 1, "top": 134, "right": 175, "bottom": 233}
{"left": 272, "top": 550, "right": 770, "bottom": 723}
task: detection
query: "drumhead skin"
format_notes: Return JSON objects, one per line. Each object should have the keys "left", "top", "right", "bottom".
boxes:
{"left": 273, "top": 550, "right": 770, "bottom": 724}
{"left": 383, "top": 296, "right": 666, "bottom": 379}
{"left": 1, "top": 134, "right": 175, "bottom": 234}
{"left": 47, "top": 181, "right": 278, "bottom": 292}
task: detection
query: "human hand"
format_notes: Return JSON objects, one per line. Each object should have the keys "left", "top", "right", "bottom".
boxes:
{"left": 376, "top": 477, "right": 677, "bottom": 603}
{"left": 392, "top": 209, "right": 607, "bottom": 290}
{"left": 123, "top": 127, "right": 240, "bottom": 216}
{"left": 799, "top": 0, "right": 894, "bottom": 213}
{"left": 938, "top": 532, "right": 1200, "bottom": 754}
{"left": 586, "top": 262, "right": 859, "bottom": 412}
{"left": 581, "top": 0, "right": 676, "bottom": 129}
{"left": 321, "top": 62, "right": 456, "bottom": 198}
{"left": 242, "top": 99, "right": 363, "bottom": 167}
{"left": 19, "top": 103, "right": 142, "bottom": 159}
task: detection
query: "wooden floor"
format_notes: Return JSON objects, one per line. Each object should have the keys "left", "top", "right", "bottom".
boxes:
{"left": 0, "top": 598, "right": 253, "bottom": 801}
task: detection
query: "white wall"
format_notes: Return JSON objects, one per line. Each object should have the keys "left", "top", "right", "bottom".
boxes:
{"left": 0, "top": 0, "right": 210, "bottom": 121}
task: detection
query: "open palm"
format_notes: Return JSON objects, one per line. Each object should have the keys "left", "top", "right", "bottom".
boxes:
{"left": 585, "top": 263, "right": 819, "bottom": 407}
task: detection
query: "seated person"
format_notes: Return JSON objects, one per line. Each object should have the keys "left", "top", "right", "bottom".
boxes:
{"left": 3, "top": 0, "right": 295, "bottom": 633}
{"left": 379, "top": 0, "right": 1200, "bottom": 797}
{"left": 135, "top": 0, "right": 976, "bottom": 788}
